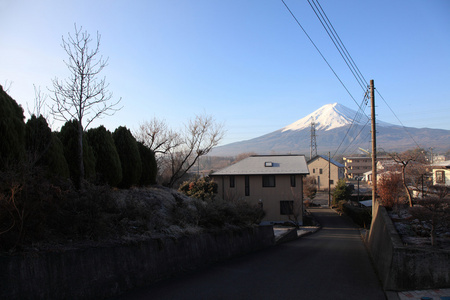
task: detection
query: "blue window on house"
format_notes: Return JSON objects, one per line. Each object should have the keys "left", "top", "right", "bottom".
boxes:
{"left": 262, "top": 175, "right": 276, "bottom": 187}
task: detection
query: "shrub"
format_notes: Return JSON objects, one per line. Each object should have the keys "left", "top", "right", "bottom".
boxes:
{"left": 339, "top": 201, "right": 372, "bottom": 229}
{"left": 86, "top": 126, "right": 122, "bottom": 186}
{"left": 113, "top": 126, "right": 142, "bottom": 189}
{"left": 45, "top": 133, "right": 70, "bottom": 178}
{"left": 59, "top": 120, "right": 96, "bottom": 184}
{"left": 332, "top": 179, "right": 353, "bottom": 205}
{"left": 378, "top": 172, "right": 403, "bottom": 209}
{"left": 178, "top": 177, "right": 218, "bottom": 201}
{"left": 0, "top": 86, "right": 25, "bottom": 170}
{"left": 25, "top": 115, "right": 69, "bottom": 178}
{"left": 137, "top": 142, "right": 157, "bottom": 186}
{"left": 25, "top": 115, "right": 52, "bottom": 164}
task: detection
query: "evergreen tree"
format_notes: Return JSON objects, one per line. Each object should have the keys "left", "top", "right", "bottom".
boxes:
{"left": 86, "top": 126, "right": 122, "bottom": 186}
{"left": 59, "top": 120, "right": 96, "bottom": 185}
{"left": 45, "top": 133, "right": 70, "bottom": 178}
{"left": 0, "top": 85, "right": 25, "bottom": 169}
{"left": 137, "top": 141, "right": 157, "bottom": 186}
{"left": 332, "top": 179, "right": 354, "bottom": 204}
{"left": 113, "top": 126, "right": 142, "bottom": 188}
{"left": 25, "top": 115, "right": 52, "bottom": 165}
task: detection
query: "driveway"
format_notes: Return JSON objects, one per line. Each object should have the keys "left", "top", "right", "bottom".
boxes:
{"left": 111, "top": 207, "right": 386, "bottom": 300}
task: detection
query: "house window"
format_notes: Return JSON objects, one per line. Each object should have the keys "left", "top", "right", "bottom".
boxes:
{"left": 245, "top": 175, "right": 250, "bottom": 196}
{"left": 436, "top": 171, "right": 445, "bottom": 184}
{"left": 329, "top": 179, "right": 334, "bottom": 185}
{"left": 319, "top": 169, "right": 323, "bottom": 174}
{"left": 290, "top": 175, "right": 296, "bottom": 187}
{"left": 262, "top": 175, "right": 276, "bottom": 187}
{"left": 280, "top": 201, "right": 294, "bottom": 215}
{"left": 230, "top": 175, "right": 235, "bottom": 188}
{"left": 313, "top": 169, "right": 316, "bottom": 173}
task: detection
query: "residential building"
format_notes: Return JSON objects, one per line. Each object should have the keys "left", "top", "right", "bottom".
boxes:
{"left": 343, "top": 156, "right": 391, "bottom": 179}
{"left": 363, "top": 159, "right": 401, "bottom": 184}
{"left": 210, "top": 155, "right": 309, "bottom": 224}
{"left": 432, "top": 160, "right": 450, "bottom": 186}
{"left": 307, "top": 155, "right": 344, "bottom": 190}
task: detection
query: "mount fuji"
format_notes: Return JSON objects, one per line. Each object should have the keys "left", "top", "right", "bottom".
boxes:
{"left": 211, "top": 103, "right": 450, "bottom": 157}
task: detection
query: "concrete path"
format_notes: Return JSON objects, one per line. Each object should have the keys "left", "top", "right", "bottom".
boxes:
{"left": 111, "top": 207, "right": 386, "bottom": 300}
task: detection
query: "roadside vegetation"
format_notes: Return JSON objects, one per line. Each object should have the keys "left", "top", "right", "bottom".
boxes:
{"left": 0, "top": 25, "right": 258, "bottom": 254}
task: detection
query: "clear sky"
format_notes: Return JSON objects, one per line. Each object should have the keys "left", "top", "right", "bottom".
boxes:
{"left": 1, "top": 0, "right": 449, "bottom": 146}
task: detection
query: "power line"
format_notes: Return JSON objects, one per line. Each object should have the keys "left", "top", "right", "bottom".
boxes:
{"left": 307, "top": 0, "right": 367, "bottom": 91}
{"left": 307, "top": 0, "right": 422, "bottom": 150}
{"left": 375, "top": 89, "right": 422, "bottom": 149}
{"left": 309, "top": 0, "right": 369, "bottom": 89}
{"left": 281, "top": 0, "right": 420, "bottom": 153}
{"left": 280, "top": 0, "right": 362, "bottom": 111}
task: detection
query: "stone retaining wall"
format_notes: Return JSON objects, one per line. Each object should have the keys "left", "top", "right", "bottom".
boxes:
{"left": 0, "top": 226, "right": 274, "bottom": 300}
{"left": 367, "top": 201, "right": 450, "bottom": 291}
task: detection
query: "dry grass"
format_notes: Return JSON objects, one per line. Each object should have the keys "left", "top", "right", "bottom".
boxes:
{"left": 0, "top": 171, "right": 264, "bottom": 253}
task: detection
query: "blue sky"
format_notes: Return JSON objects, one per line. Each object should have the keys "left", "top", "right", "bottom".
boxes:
{"left": 1, "top": 0, "right": 449, "bottom": 146}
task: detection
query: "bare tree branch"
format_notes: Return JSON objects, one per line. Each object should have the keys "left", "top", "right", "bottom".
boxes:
{"left": 48, "top": 24, "right": 121, "bottom": 188}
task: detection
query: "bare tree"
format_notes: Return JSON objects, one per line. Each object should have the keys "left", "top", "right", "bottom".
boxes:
{"left": 389, "top": 149, "right": 427, "bottom": 207}
{"left": 2, "top": 80, "right": 13, "bottom": 93}
{"left": 409, "top": 187, "right": 450, "bottom": 246}
{"left": 135, "top": 114, "right": 225, "bottom": 187}
{"left": 378, "top": 172, "right": 403, "bottom": 209}
{"left": 232, "top": 152, "right": 257, "bottom": 164}
{"left": 27, "top": 85, "right": 48, "bottom": 119}
{"left": 134, "top": 118, "right": 182, "bottom": 162}
{"left": 303, "top": 176, "right": 317, "bottom": 206}
{"left": 165, "top": 114, "right": 224, "bottom": 187}
{"left": 287, "top": 187, "right": 303, "bottom": 228}
{"left": 49, "top": 25, "right": 121, "bottom": 188}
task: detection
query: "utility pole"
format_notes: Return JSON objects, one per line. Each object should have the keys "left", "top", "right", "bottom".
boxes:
{"left": 370, "top": 79, "right": 377, "bottom": 214}
{"left": 328, "top": 151, "right": 331, "bottom": 207}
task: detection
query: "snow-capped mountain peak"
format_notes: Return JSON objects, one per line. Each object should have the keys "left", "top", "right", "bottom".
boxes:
{"left": 282, "top": 102, "right": 369, "bottom": 132}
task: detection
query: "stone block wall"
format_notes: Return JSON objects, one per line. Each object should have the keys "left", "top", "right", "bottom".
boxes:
{"left": 0, "top": 226, "right": 274, "bottom": 299}
{"left": 367, "top": 201, "right": 450, "bottom": 291}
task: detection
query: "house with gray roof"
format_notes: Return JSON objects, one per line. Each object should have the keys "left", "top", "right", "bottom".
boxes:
{"left": 210, "top": 155, "right": 309, "bottom": 224}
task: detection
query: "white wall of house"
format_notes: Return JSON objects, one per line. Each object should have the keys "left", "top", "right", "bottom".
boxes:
{"left": 433, "top": 168, "right": 450, "bottom": 186}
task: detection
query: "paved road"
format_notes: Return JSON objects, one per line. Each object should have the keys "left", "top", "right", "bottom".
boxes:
{"left": 112, "top": 208, "right": 386, "bottom": 300}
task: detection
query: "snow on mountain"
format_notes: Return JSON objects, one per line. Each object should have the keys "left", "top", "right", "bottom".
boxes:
{"left": 210, "top": 102, "right": 450, "bottom": 157}
{"left": 282, "top": 102, "right": 368, "bottom": 132}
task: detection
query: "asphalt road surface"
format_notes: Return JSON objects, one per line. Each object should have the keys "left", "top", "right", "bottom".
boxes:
{"left": 112, "top": 208, "right": 386, "bottom": 300}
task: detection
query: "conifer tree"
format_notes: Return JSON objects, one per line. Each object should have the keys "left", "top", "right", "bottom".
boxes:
{"left": 0, "top": 85, "right": 25, "bottom": 169}
{"left": 113, "top": 126, "right": 142, "bottom": 188}
{"left": 86, "top": 125, "right": 122, "bottom": 186}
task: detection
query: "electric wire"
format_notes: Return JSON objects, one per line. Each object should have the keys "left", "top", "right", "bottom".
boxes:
{"left": 280, "top": 0, "right": 363, "bottom": 111}
{"left": 307, "top": 0, "right": 366, "bottom": 91}
{"left": 330, "top": 96, "right": 368, "bottom": 158}
{"left": 282, "top": 0, "right": 420, "bottom": 155}
{"left": 311, "top": 0, "right": 369, "bottom": 88}
{"left": 281, "top": 0, "right": 372, "bottom": 157}
{"left": 375, "top": 89, "right": 422, "bottom": 149}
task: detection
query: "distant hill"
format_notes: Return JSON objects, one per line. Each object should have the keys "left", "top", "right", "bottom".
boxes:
{"left": 211, "top": 103, "right": 450, "bottom": 157}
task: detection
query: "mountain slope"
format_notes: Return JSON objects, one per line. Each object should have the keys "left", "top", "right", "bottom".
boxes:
{"left": 211, "top": 103, "right": 450, "bottom": 157}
